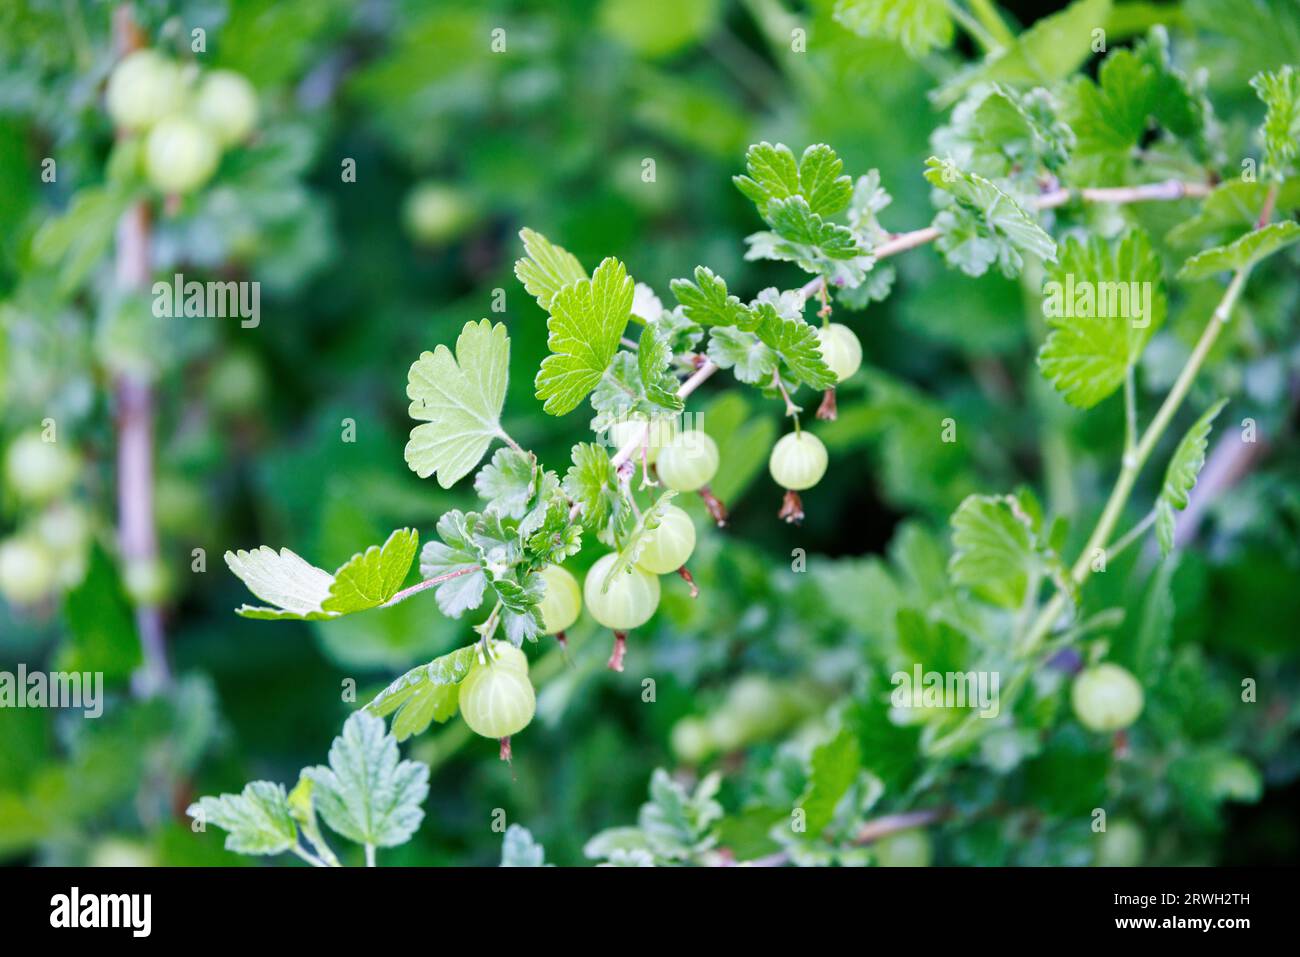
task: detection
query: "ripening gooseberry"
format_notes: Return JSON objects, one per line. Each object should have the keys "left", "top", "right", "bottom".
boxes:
{"left": 105, "top": 51, "right": 184, "bottom": 132}
{"left": 670, "top": 717, "right": 714, "bottom": 765}
{"left": 458, "top": 650, "right": 536, "bottom": 739}
{"left": 4, "top": 431, "right": 78, "bottom": 504}
{"left": 0, "top": 537, "right": 57, "bottom": 606}
{"left": 536, "top": 564, "right": 581, "bottom": 635}
{"left": 656, "top": 430, "right": 719, "bottom": 492}
{"left": 484, "top": 639, "right": 529, "bottom": 675}
{"left": 124, "top": 557, "right": 172, "bottom": 606}
{"left": 193, "top": 70, "right": 258, "bottom": 147}
{"left": 873, "top": 829, "right": 933, "bottom": 867}
{"left": 768, "top": 431, "right": 828, "bottom": 491}
{"left": 403, "top": 182, "right": 476, "bottom": 245}
{"left": 145, "top": 116, "right": 220, "bottom": 194}
{"left": 816, "top": 323, "right": 863, "bottom": 382}
{"left": 1095, "top": 819, "right": 1144, "bottom": 867}
{"left": 1071, "top": 663, "right": 1144, "bottom": 732}
{"left": 635, "top": 505, "right": 696, "bottom": 574}
{"left": 609, "top": 415, "right": 677, "bottom": 465}
{"left": 583, "top": 553, "right": 660, "bottom": 631}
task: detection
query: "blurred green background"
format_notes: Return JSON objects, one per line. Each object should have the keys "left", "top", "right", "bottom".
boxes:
{"left": 1, "top": 0, "right": 1298, "bottom": 866}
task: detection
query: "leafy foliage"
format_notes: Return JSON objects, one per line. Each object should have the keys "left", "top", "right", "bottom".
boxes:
{"left": 305, "top": 712, "right": 430, "bottom": 848}
{"left": 405, "top": 320, "right": 511, "bottom": 488}
{"left": 535, "top": 257, "right": 635, "bottom": 415}
{"left": 1155, "top": 399, "right": 1227, "bottom": 556}
{"left": 832, "top": 0, "right": 954, "bottom": 57}
{"left": 924, "top": 157, "right": 1056, "bottom": 277}
{"left": 1037, "top": 230, "right": 1167, "bottom": 409}
{"left": 189, "top": 712, "right": 431, "bottom": 863}
{"left": 1178, "top": 221, "right": 1300, "bottom": 278}
{"left": 1251, "top": 65, "right": 1300, "bottom": 179}
{"left": 225, "top": 529, "right": 418, "bottom": 620}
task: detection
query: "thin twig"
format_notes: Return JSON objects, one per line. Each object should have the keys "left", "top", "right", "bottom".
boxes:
{"left": 112, "top": 7, "right": 169, "bottom": 697}
{"left": 380, "top": 566, "right": 478, "bottom": 608}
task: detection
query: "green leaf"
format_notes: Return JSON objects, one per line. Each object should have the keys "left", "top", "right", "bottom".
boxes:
{"left": 637, "top": 321, "right": 685, "bottom": 413}
{"left": 500, "top": 824, "right": 549, "bottom": 867}
{"left": 1167, "top": 179, "right": 1300, "bottom": 248}
{"left": 636, "top": 769, "right": 723, "bottom": 862}
{"left": 322, "top": 528, "right": 419, "bottom": 614}
{"left": 765, "top": 196, "right": 861, "bottom": 258}
{"left": 305, "top": 711, "right": 430, "bottom": 847}
{"left": 669, "top": 266, "right": 759, "bottom": 330}
{"left": 832, "top": 0, "right": 954, "bottom": 58}
{"left": 797, "top": 726, "right": 862, "bottom": 835}
{"left": 225, "top": 546, "right": 337, "bottom": 620}
{"left": 514, "top": 227, "right": 586, "bottom": 310}
{"left": 925, "top": 157, "right": 1056, "bottom": 277}
{"left": 1251, "top": 65, "right": 1300, "bottom": 178}
{"left": 405, "top": 319, "right": 511, "bottom": 488}
{"left": 1038, "top": 229, "right": 1167, "bottom": 408}
{"left": 535, "top": 257, "right": 635, "bottom": 415}
{"left": 1177, "top": 220, "right": 1300, "bottom": 278}
{"left": 59, "top": 544, "right": 141, "bottom": 681}
{"left": 563, "top": 442, "right": 619, "bottom": 531}
{"left": 752, "top": 301, "right": 839, "bottom": 390}
{"left": 366, "top": 644, "right": 479, "bottom": 741}
{"left": 418, "top": 511, "right": 488, "bottom": 617}
{"left": 604, "top": 490, "right": 678, "bottom": 590}
{"left": 187, "top": 781, "right": 297, "bottom": 856}
{"left": 733, "top": 142, "right": 853, "bottom": 218}
{"left": 287, "top": 774, "right": 336, "bottom": 866}
{"left": 474, "top": 448, "right": 542, "bottom": 519}
{"left": 1066, "top": 29, "right": 1207, "bottom": 180}
{"left": 949, "top": 494, "right": 1039, "bottom": 608}
{"left": 707, "top": 326, "right": 776, "bottom": 384}
{"left": 226, "top": 529, "right": 418, "bottom": 620}
{"left": 1155, "top": 399, "right": 1226, "bottom": 556}
{"left": 934, "top": 0, "right": 1113, "bottom": 106}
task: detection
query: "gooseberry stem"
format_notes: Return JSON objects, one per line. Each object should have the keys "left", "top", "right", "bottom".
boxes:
{"left": 607, "top": 631, "right": 628, "bottom": 672}
{"left": 698, "top": 485, "right": 728, "bottom": 526}
{"left": 816, "top": 387, "right": 837, "bottom": 420}
{"left": 1016, "top": 265, "right": 1253, "bottom": 659}
{"left": 677, "top": 565, "right": 700, "bottom": 598}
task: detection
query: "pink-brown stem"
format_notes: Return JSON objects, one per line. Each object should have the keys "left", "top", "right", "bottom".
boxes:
{"left": 816, "top": 387, "right": 837, "bottom": 421}
{"left": 607, "top": 631, "right": 628, "bottom": 672}
{"left": 677, "top": 565, "right": 699, "bottom": 599}
{"left": 698, "top": 484, "right": 728, "bottom": 526}
{"left": 778, "top": 489, "right": 804, "bottom": 524}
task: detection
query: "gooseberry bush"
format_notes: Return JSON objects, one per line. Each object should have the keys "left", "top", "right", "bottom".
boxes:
{"left": 5, "top": 1, "right": 1298, "bottom": 869}
{"left": 198, "top": 6, "right": 1300, "bottom": 863}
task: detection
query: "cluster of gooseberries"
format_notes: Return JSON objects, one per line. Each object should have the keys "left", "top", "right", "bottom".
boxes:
{"left": 458, "top": 506, "right": 698, "bottom": 756}
{"left": 0, "top": 432, "right": 92, "bottom": 607}
{"left": 450, "top": 310, "right": 865, "bottom": 755}
{"left": 105, "top": 48, "right": 258, "bottom": 195}
{"left": 768, "top": 320, "right": 861, "bottom": 523}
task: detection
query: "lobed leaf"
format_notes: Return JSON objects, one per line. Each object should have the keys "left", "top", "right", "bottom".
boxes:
{"left": 405, "top": 319, "right": 511, "bottom": 488}
{"left": 514, "top": 227, "right": 586, "bottom": 310}
{"left": 1178, "top": 220, "right": 1300, "bottom": 278}
{"left": 1155, "top": 399, "right": 1227, "bottom": 556}
{"left": 1037, "top": 230, "right": 1167, "bottom": 408}
{"left": 305, "top": 711, "right": 430, "bottom": 847}
{"left": 535, "top": 257, "right": 635, "bottom": 415}
{"left": 187, "top": 782, "right": 297, "bottom": 856}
